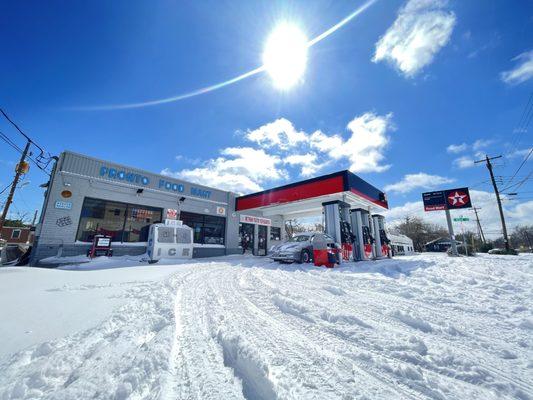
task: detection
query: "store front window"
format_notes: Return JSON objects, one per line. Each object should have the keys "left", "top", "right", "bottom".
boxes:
{"left": 123, "top": 205, "right": 163, "bottom": 242}
{"left": 270, "top": 227, "right": 281, "bottom": 241}
{"left": 76, "top": 197, "right": 162, "bottom": 243}
{"left": 180, "top": 212, "right": 225, "bottom": 245}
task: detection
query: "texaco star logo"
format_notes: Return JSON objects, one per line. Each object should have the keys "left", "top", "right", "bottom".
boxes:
{"left": 448, "top": 191, "right": 469, "bottom": 206}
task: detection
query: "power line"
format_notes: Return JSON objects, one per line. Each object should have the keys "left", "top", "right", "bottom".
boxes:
{"left": 501, "top": 148, "right": 532, "bottom": 191}
{"left": 0, "top": 183, "right": 11, "bottom": 196}
{"left": 0, "top": 129, "right": 51, "bottom": 176}
{"left": 508, "top": 92, "right": 533, "bottom": 154}
{"left": 0, "top": 108, "right": 55, "bottom": 174}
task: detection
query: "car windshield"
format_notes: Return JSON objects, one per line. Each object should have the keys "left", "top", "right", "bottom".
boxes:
{"left": 288, "top": 235, "right": 310, "bottom": 242}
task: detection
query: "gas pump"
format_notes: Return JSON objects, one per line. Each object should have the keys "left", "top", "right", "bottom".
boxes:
{"left": 372, "top": 214, "right": 391, "bottom": 258}
{"left": 323, "top": 200, "right": 355, "bottom": 262}
{"left": 340, "top": 220, "right": 355, "bottom": 261}
{"left": 350, "top": 209, "right": 375, "bottom": 261}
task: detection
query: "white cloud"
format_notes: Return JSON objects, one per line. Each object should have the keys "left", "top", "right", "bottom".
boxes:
{"left": 507, "top": 200, "right": 533, "bottom": 222}
{"left": 284, "top": 153, "right": 321, "bottom": 177}
{"left": 373, "top": 0, "right": 456, "bottom": 77}
{"left": 384, "top": 172, "right": 455, "bottom": 194}
{"left": 508, "top": 147, "right": 532, "bottom": 159}
{"left": 246, "top": 118, "right": 307, "bottom": 149}
{"left": 446, "top": 143, "right": 467, "bottom": 154}
{"left": 246, "top": 112, "right": 394, "bottom": 175}
{"left": 345, "top": 113, "right": 393, "bottom": 172}
{"left": 384, "top": 190, "right": 532, "bottom": 239}
{"left": 164, "top": 112, "right": 394, "bottom": 193}
{"left": 309, "top": 130, "right": 344, "bottom": 157}
{"left": 472, "top": 139, "right": 494, "bottom": 151}
{"left": 453, "top": 156, "right": 475, "bottom": 169}
{"left": 310, "top": 112, "right": 394, "bottom": 173}
{"left": 501, "top": 50, "right": 533, "bottom": 85}
{"left": 163, "top": 147, "right": 287, "bottom": 194}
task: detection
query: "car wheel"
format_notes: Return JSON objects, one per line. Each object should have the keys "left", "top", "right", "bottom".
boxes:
{"left": 300, "top": 249, "right": 311, "bottom": 263}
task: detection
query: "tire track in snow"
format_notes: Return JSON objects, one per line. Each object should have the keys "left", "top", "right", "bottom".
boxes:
{"left": 226, "top": 267, "right": 425, "bottom": 400}
{"left": 249, "top": 264, "right": 533, "bottom": 398}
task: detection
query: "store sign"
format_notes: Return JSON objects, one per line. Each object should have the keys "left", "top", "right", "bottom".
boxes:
{"left": 216, "top": 206, "right": 226, "bottom": 216}
{"left": 99, "top": 165, "right": 212, "bottom": 199}
{"left": 55, "top": 200, "right": 72, "bottom": 210}
{"left": 239, "top": 214, "right": 271, "bottom": 226}
{"left": 166, "top": 209, "right": 178, "bottom": 220}
{"left": 100, "top": 166, "right": 150, "bottom": 185}
{"left": 422, "top": 187, "right": 472, "bottom": 212}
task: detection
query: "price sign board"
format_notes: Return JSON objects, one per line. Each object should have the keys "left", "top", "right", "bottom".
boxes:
{"left": 422, "top": 187, "right": 472, "bottom": 211}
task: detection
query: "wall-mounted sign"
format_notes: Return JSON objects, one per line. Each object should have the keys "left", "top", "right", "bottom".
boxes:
{"left": 56, "top": 216, "right": 72, "bottom": 227}
{"left": 61, "top": 190, "right": 72, "bottom": 198}
{"left": 422, "top": 187, "right": 471, "bottom": 212}
{"left": 166, "top": 208, "right": 178, "bottom": 220}
{"left": 216, "top": 206, "right": 226, "bottom": 216}
{"left": 165, "top": 219, "right": 182, "bottom": 227}
{"left": 55, "top": 200, "right": 72, "bottom": 210}
{"left": 99, "top": 165, "right": 212, "bottom": 199}
{"left": 239, "top": 214, "right": 271, "bottom": 226}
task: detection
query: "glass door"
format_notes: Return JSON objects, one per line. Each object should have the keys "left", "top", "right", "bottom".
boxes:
{"left": 239, "top": 223, "right": 255, "bottom": 255}
{"left": 258, "top": 225, "right": 267, "bottom": 256}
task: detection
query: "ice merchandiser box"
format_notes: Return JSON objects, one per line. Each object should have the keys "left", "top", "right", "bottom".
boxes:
{"left": 147, "top": 221, "right": 193, "bottom": 263}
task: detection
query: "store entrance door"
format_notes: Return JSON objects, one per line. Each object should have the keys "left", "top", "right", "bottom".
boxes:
{"left": 239, "top": 223, "right": 254, "bottom": 255}
{"left": 258, "top": 225, "right": 267, "bottom": 256}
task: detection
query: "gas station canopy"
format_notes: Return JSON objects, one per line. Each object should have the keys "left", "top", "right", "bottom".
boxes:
{"left": 236, "top": 170, "right": 388, "bottom": 218}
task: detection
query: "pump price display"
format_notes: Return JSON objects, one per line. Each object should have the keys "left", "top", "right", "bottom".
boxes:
{"left": 422, "top": 187, "right": 472, "bottom": 212}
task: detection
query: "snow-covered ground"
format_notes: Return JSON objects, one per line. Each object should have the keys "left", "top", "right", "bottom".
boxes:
{"left": 0, "top": 253, "right": 531, "bottom": 400}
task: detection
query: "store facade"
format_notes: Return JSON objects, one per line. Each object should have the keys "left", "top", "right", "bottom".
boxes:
{"left": 30, "top": 151, "right": 280, "bottom": 266}
{"left": 30, "top": 151, "right": 388, "bottom": 267}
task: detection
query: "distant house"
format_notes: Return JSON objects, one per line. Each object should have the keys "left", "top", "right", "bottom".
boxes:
{"left": 424, "top": 237, "right": 461, "bottom": 252}
{"left": 388, "top": 233, "right": 415, "bottom": 255}
{"left": 0, "top": 226, "right": 34, "bottom": 245}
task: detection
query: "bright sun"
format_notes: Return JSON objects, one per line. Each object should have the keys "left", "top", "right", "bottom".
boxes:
{"left": 262, "top": 23, "right": 308, "bottom": 89}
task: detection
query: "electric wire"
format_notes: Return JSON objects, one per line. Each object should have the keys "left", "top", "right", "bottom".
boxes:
{"left": 0, "top": 108, "right": 54, "bottom": 172}
{"left": 501, "top": 148, "right": 533, "bottom": 191}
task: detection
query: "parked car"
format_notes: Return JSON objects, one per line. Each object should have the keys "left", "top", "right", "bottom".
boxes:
{"left": 488, "top": 248, "right": 518, "bottom": 255}
{"left": 270, "top": 232, "right": 340, "bottom": 263}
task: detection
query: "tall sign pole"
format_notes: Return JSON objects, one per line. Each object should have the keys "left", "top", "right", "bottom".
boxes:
{"left": 0, "top": 140, "right": 31, "bottom": 239}
{"left": 474, "top": 155, "right": 510, "bottom": 252}
{"left": 445, "top": 209, "right": 458, "bottom": 256}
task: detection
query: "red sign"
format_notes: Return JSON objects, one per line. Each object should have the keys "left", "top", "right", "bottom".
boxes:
{"left": 166, "top": 209, "right": 178, "bottom": 220}
{"left": 447, "top": 190, "right": 470, "bottom": 208}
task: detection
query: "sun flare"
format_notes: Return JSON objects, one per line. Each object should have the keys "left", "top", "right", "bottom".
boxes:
{"left": 262, "top": 23, "right": 308, "bottom": 89}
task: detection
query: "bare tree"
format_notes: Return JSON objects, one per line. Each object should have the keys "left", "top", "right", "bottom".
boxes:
{"left": 284, "top": 219, "right": 307, "bottom": 237}
{"left": 395, "top": 216, "right": 448, "bottom": 252}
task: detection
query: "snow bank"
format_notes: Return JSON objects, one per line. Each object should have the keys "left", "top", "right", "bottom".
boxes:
{"left": 0, "top": 253, "right": 531, "bottom": 399}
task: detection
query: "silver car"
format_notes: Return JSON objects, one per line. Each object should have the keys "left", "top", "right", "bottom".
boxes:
{"left": 270, "top": 232, "right": 338, "bottom": 263}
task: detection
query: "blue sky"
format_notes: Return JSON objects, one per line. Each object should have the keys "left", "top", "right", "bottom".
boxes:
{"left": 1, "top": 0, "right": 532, "bottom": 235}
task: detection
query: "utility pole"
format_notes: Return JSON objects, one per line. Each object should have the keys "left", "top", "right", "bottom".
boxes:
{"left": 469, "top": 206, "right": 486, "bottom": 244}
{"left": 0, "top": 140, "right": 31, "bottom": 239}
{"left": 474, "top": 155, "right": 511, "bottom": 252}
{"left": 525, "top": 230, "right": 532, "bottom": 252}
{"left": 31, "top": 209, "right": 38, "bottom": 226}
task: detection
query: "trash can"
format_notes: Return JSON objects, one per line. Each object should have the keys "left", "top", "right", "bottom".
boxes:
{"left": 313, "top": 235, "right": 340, "bottom": 268}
